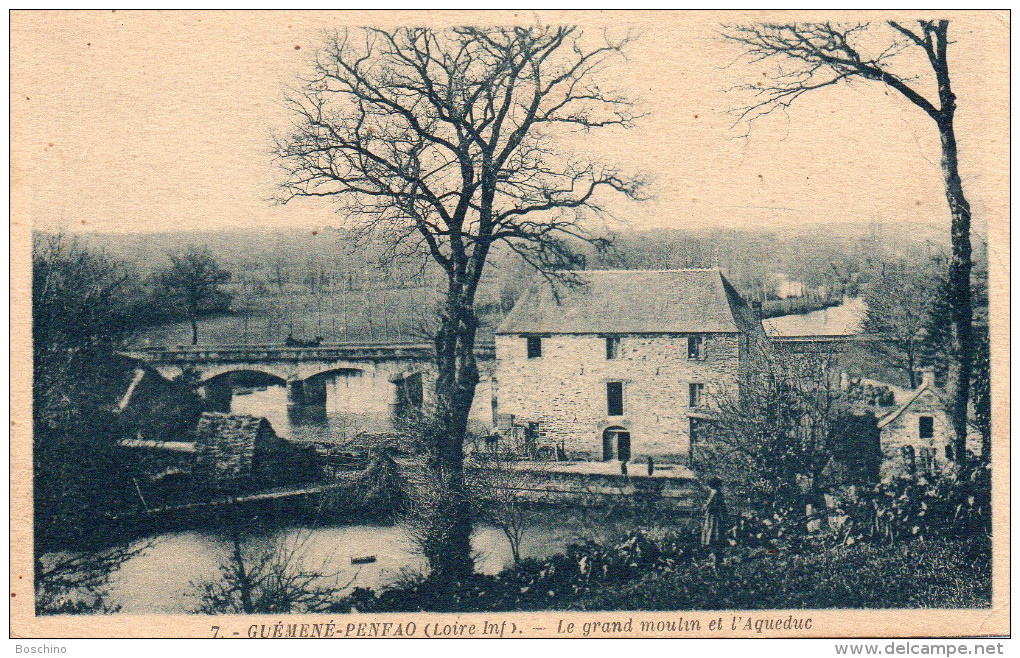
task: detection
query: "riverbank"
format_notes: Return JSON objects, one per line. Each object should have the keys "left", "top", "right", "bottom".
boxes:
{"left": 48, "top": 508, "right": 605, "bottom": 614}
{"left": 336, "top": 533, "right": 990, "bottom": 613}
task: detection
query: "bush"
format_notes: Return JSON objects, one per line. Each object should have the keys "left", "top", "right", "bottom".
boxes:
{"left": 190, "top": 526, "right": 352, "bottom": 614}
{"left": 834, "top": 466, "right": 991, "bottom": 546}
{"left": 573, "top": 538, "right": 989, "bottom": 611}
{"left": 328, "top": 529, "right": 989, "bottom": 612}
{"left": 723, "top": 466, "right": 992, "bottom": 553}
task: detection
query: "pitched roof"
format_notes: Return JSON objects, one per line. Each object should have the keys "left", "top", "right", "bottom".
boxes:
{"left": 877, "top": 382, "right": 934, "bottom": 429}
{"left": 195, "top": 412, "right": 273, "bottom": 448}
{"left": 496, "top": 269, "right": 755, "bottom": 335}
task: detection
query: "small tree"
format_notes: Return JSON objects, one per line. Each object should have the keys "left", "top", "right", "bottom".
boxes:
{"left": 191, "top": 524, "right": 351, "bottom": 614}
{"left": 158, "top": 247, "right": 232, "bottom": 345}
{"left": 468, "top": 454, "right": 534, "bottom": 565}
{"left": 701, "top": 349, "right": 861, "bottom": 503}
{"left": 863, "top": 259, "right": 941, "bottom": 388}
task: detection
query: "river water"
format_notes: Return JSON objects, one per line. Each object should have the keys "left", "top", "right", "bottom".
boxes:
{"left": 69, "top": 371, "right": 516, "bottom": 613}
{"left": 762, "top": 297, "right": 866, "bottom": 337}
{"left": 103, "top": 521, "right": 577, "bottom": 614}
{"left": 227, "top": 370, "right": 494, "bottom": 442}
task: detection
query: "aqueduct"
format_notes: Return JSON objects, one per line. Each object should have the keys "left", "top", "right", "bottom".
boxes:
{"left": 121, "top": 341, "right": 496, "bottom": 409}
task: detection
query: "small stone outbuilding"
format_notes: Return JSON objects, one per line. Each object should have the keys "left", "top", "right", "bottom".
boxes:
{"left": 876, "top": 373, "right": 981, "bottom": 480}
{"left": 194, "top": 412, "right": 291, "bottom": 488}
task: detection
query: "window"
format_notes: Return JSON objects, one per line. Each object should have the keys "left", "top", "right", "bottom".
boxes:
{"left": 689, "top": 383, "right": 705, "bottom": 408}
{"left": 919, "top": 415, "right": 934, "bottom": 439}
{"left": 605, "top": 336, "right": 620, "bottom": 360}
{"left": 919, "top": 447, "right": 936, "bottom": 474}
{"left": 689, "top": 417, "right": 702, "bottom": 469}
{"left": 945, "top": 444, "right": 955, "bottom": 460}
{"left": 688, "top": 335, "right": 706, "bottom": 360}
{"left": 607, "top": 382, "right": 624, "bottom": 416}
{"left": 526, "top": 336, "right": 542, "bottom": 359}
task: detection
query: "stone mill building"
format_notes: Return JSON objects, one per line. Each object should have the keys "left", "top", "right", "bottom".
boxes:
{"left": 493, "top": 269, "right": 766, "bottom": 464}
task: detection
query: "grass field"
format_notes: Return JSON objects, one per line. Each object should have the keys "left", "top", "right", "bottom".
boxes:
{"left": 134, "top": 284, "right": 506, "bottom": 347}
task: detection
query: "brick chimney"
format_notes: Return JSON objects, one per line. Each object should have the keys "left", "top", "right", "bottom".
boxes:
{"left": 920, "top": 369, "right": 935, "bottom": 388}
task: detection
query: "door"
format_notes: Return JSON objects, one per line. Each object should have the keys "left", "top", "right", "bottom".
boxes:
{"left": 603, "top": 427, "right": 630, "bottom": 461}
{"left": 616, "top": 431, "right": 631, "bottom": 462}
{"left": 602, "top": 430, "right": 615, "bottom": 460}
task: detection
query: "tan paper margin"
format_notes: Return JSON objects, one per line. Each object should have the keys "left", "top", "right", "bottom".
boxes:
{"left": 9, "top": 9, "right": 1010, "bottom": 639}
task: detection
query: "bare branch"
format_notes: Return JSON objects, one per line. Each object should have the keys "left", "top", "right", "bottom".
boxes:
{"left": 723, "top": 22, "right": 943, "bottom": 131}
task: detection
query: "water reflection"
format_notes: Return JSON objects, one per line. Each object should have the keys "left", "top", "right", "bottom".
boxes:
{"left": 106, "top": 522, "right": 573, "bottom": 614}
{"left": 225, "top": 370, "right": 492, "bottom": 443}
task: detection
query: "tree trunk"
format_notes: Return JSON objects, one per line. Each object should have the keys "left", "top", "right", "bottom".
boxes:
{"left": 508, "top": 533, "right": 522, "bottom": 564}
{"left": 230, "top": 533, "right": 255, "bottom": 614}
{"left": 190, "top": 315, "right": 199, "bottom": 346}
{"left": 427, "top": 290, "right": 481, "bottom": 585}
{"left": 938, "top": 119, "right": 973, "bottom": 464}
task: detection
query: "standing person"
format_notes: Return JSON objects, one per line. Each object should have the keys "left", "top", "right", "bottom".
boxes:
{"left": 647, "top": 456, "right": 655, "bottom": 476}
{"left": 701, "top": 477, "right": 727, "bottom": 549}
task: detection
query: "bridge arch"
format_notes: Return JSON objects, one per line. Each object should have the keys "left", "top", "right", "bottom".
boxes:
{"left": 197, "top": 364, "right": 294, "bottom": 384}
{"left": 202, "top": 369, "right": 289, "bottom": 387}
{"left": 301, "top": 366, "right": 366, "bottom": 384}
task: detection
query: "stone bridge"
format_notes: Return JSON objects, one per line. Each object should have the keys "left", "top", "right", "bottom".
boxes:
{"left": 121, "top": 341, "right": 496, "bottom": 407}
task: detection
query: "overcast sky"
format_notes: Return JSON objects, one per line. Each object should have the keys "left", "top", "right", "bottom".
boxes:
{"left": 11, "top": 11, "right": 1008, "bottom": 239}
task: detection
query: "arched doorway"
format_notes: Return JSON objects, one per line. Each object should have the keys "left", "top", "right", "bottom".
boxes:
{"left": 602, "top": 426, "right": 631, "bottom": 462}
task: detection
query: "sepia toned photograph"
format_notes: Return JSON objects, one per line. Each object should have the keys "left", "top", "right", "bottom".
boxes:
{"left": 9, "top": 10, "right": 1009, "bottom": 639}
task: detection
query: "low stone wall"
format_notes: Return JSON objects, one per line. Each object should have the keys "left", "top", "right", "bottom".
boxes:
{"left": 466, "top": 463, "right": 705, "bottom": 512}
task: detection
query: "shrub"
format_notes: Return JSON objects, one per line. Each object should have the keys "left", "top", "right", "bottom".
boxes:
{"left": 190, "top": 526, "right": 352, "bottom": 614}
{"left": 834, "top": 465, "right": 991, "bottom": 546}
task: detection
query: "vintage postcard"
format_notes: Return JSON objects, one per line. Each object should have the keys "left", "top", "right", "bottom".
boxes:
{"left": 10, "top": 9, "right": 1009, "bottom": 639}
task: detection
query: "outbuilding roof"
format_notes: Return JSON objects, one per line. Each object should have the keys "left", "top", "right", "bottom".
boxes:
{"left": 496, "top": 269, "right": 757, "bottom": 335}
{"left": 877, "top": 382, "right": 935, "bottom": 430}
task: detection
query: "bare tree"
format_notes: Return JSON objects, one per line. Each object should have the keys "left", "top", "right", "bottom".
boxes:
{"left": 269, "top": 255, "right": 289, "bottom": 294}
{"left": 701, "top": 349, "right": 864, "bottom": 502}
{"left": 725, "top": 20, "right": 974, "bottom": 462}
{"left": 35, "top": 544, "right": 147, "bottom": 615}
{"left": 467, "top": 453, "right": 534, "bottom": 565}
{"left": 863, "top": 259, "right": 941, "bottom": 388}
{"left": 190, "top": 525, "right": 353, "bottom": 614}
{"left": 275, "top": 26, "right": 644, "bottom": 582}
{"left": 158, "top": 246, "right": 232, "bottom": 345}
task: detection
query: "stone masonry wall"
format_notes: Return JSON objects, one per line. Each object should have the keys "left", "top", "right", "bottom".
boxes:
{"left": 879, "top": 387, "right": 981, "bottom": 480}
{"left": 494, "top": 333, "right": 740, "bottom": 462}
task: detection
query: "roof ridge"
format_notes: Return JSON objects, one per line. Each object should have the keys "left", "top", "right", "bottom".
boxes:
{"left": 497, "top": 268, "right": 742, "bottom": 335}
{"left": 877, "top": 381, "right": 930, "bottom": 429}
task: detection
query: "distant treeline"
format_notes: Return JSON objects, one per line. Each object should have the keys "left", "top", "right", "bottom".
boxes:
{"left": 48, "top": 219, "right": 983, "bottom": 346}
{"left": 758, "top": 295, "right": 843, "bottom": 319}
